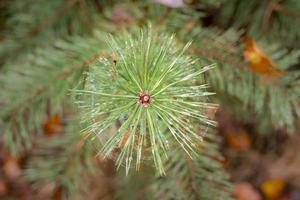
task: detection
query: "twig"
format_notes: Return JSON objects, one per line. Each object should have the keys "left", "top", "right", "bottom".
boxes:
{"left": 189, "top": 47, "right": 247, "bottom": 70}
{"left": 262, "top": 1, "right": 279, "bottom": 33}
{"left": 2, "top": 52, "right": 104, "bottom": 120}
{"left": 28, "top": 0, "right": 80, "bottom": 37}
{"left": 186, "top": 156, "right": 201, "bottom": 200}
{"left": 273, "top": 3, "right": 300, "bottom": 22}
{"left": 157, "top": 7, "right": 172, "bottom": 26}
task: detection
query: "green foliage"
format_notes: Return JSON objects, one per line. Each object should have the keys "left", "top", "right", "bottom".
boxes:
{"left": 179, "top": 26, "right": 300, "bottom": 132}
{"left": 0, "top": 31, "right": 107, "bottom": 154}
{"left": 116, "top": 130, "right": 233, "bottom": 200}
{"left": 75, "top": 27, "right": 216, "bottom": 175}
{"left": 216, "top": 0, "right": 300, "bottom": 48}
{"left": 25, "top": 129, "right": 98, "bottom": 197}
{"left": 0, "top": 0, "right": 109, "bottom": 65}
{"left": 1, "top": 0, "right": 299, "bottom": 199}
{"left": 150, "top": 132, "right": 233, "bottom": 200}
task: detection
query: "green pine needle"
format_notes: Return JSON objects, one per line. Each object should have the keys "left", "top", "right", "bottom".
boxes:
{"left": 74, "top": 26, "right": 216, "bottom": 175}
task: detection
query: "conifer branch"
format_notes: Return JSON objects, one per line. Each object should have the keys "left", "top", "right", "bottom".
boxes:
{"left": 28, "top": 0, "right": 80, "bottom": 37}
{"left": 75, "top": 26, "right": 216, "bottom": 174}
{"left": 189, "top": 47, "right": 246, "bottom": 70}
{"left": 186, "top": 156, "right": 201, "bottom": 200}
{"left": 1, "top": 52, "right": 103, "bottom": 120}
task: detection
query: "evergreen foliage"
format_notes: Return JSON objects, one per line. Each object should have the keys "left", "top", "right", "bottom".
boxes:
{"left": 149, "top": 131, "right": 233, "bottom": 200}
{"left": 216, "top": 0, "right": 300, "bottom": 48}
{"left": 117, "top": 130, "right": 233, "bottom": 200}
{"left": 25, "top": 131, "right": 97, "bottom": 197}
{"left": 74, "top": 27, "right": 216, "bottom": 175}
{"left": 0, "top": 32, "right": 107, "bottom": 153}
{"left": 180, "top": 27, "right": 300, "bottom": 132}
{"left": 0, "top": 0, "right": 299, "bottom": 199}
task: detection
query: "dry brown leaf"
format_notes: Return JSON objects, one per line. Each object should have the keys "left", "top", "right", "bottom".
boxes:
{"left": 44, "top": 114, "right": 63, "bottom": 136}
{"left": 225, "top": 130, "right": 251, "bottom": 150}
{"left": 243, "top": 37, "right": 284, "bottom": 77}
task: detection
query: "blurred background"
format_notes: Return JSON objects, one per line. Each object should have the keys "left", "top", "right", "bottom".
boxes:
{"left": 0, "top": 0, "right": 300, "bottom": 200}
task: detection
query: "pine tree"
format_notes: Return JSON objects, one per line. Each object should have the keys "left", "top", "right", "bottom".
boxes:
{"left": 0, "top": 0, "right": 299, "bottom": 199}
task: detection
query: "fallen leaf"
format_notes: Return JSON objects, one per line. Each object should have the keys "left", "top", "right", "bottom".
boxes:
{"left": 234, "top": 182, "right": 262, "bottom": 200}
{"left": 243, "top": 37, "right": 284, "bottom": 77}
{"left": 3, "top": 156, "right": 21, "bottom": 180}
{"left": 261, "top": 179, "right": 286, "bottom": 200}
{"left": 225, "top": 130, "right": 251, "bottom": 150}
{"left": 44, "top": 114, "right": 63, "bottom": 136}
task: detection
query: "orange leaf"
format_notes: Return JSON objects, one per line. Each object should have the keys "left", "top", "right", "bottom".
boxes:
{"left": 44, "top": 115, "right": 63, "bottom": 136}
{"left": 243, "top": 37, "right": 284, "bottom": 77}
{"left": 225, "top": 130, "right": 251, "bottom": 150}
{"left": 261, "top": 179, "right": 286, "bottom": 200}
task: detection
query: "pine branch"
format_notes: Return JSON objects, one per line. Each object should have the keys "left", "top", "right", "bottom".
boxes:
{"left": 0, "top": 0, "right": 108, "bottom": 65}
{"left": 28, "top": 0, "right": 80, "bottom": 37}
{"left": 146, "top": 130, "right": 233, "bottom": 200}
{"left": 189, "top": 28, "right": 300, "bottom": 132}
{"left": 189, "top": 47, "right": 246, "bottom": 70}
{"left": 25, "top": 130, "right": 99, "bottom": 197}
{"left": 216, "top": 0, "right": 300, "bottom": 48}
{"left": 274, "top": 3, "right": 300, "bottom": 21}
{"left": 185, "top": 156, "right": 201, "bottom": 200}
{"left": 0, "top": 32, "right": 108, "bottom": 153}
{"left": 74, "top": 26, "right": 216, "bottom": 174}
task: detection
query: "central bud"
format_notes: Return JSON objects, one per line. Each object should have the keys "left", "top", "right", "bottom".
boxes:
{"left": 138, "top": 91, "right": 151, "bottom": 107}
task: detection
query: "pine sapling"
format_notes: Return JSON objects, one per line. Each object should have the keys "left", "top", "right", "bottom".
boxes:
{"left": 74, "top": 26, "right": 216, "bottom": 175}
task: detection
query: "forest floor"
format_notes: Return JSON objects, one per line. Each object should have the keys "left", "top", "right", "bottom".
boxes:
{"left": 217, "top": 110, "right": 300, "bottom": 200}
